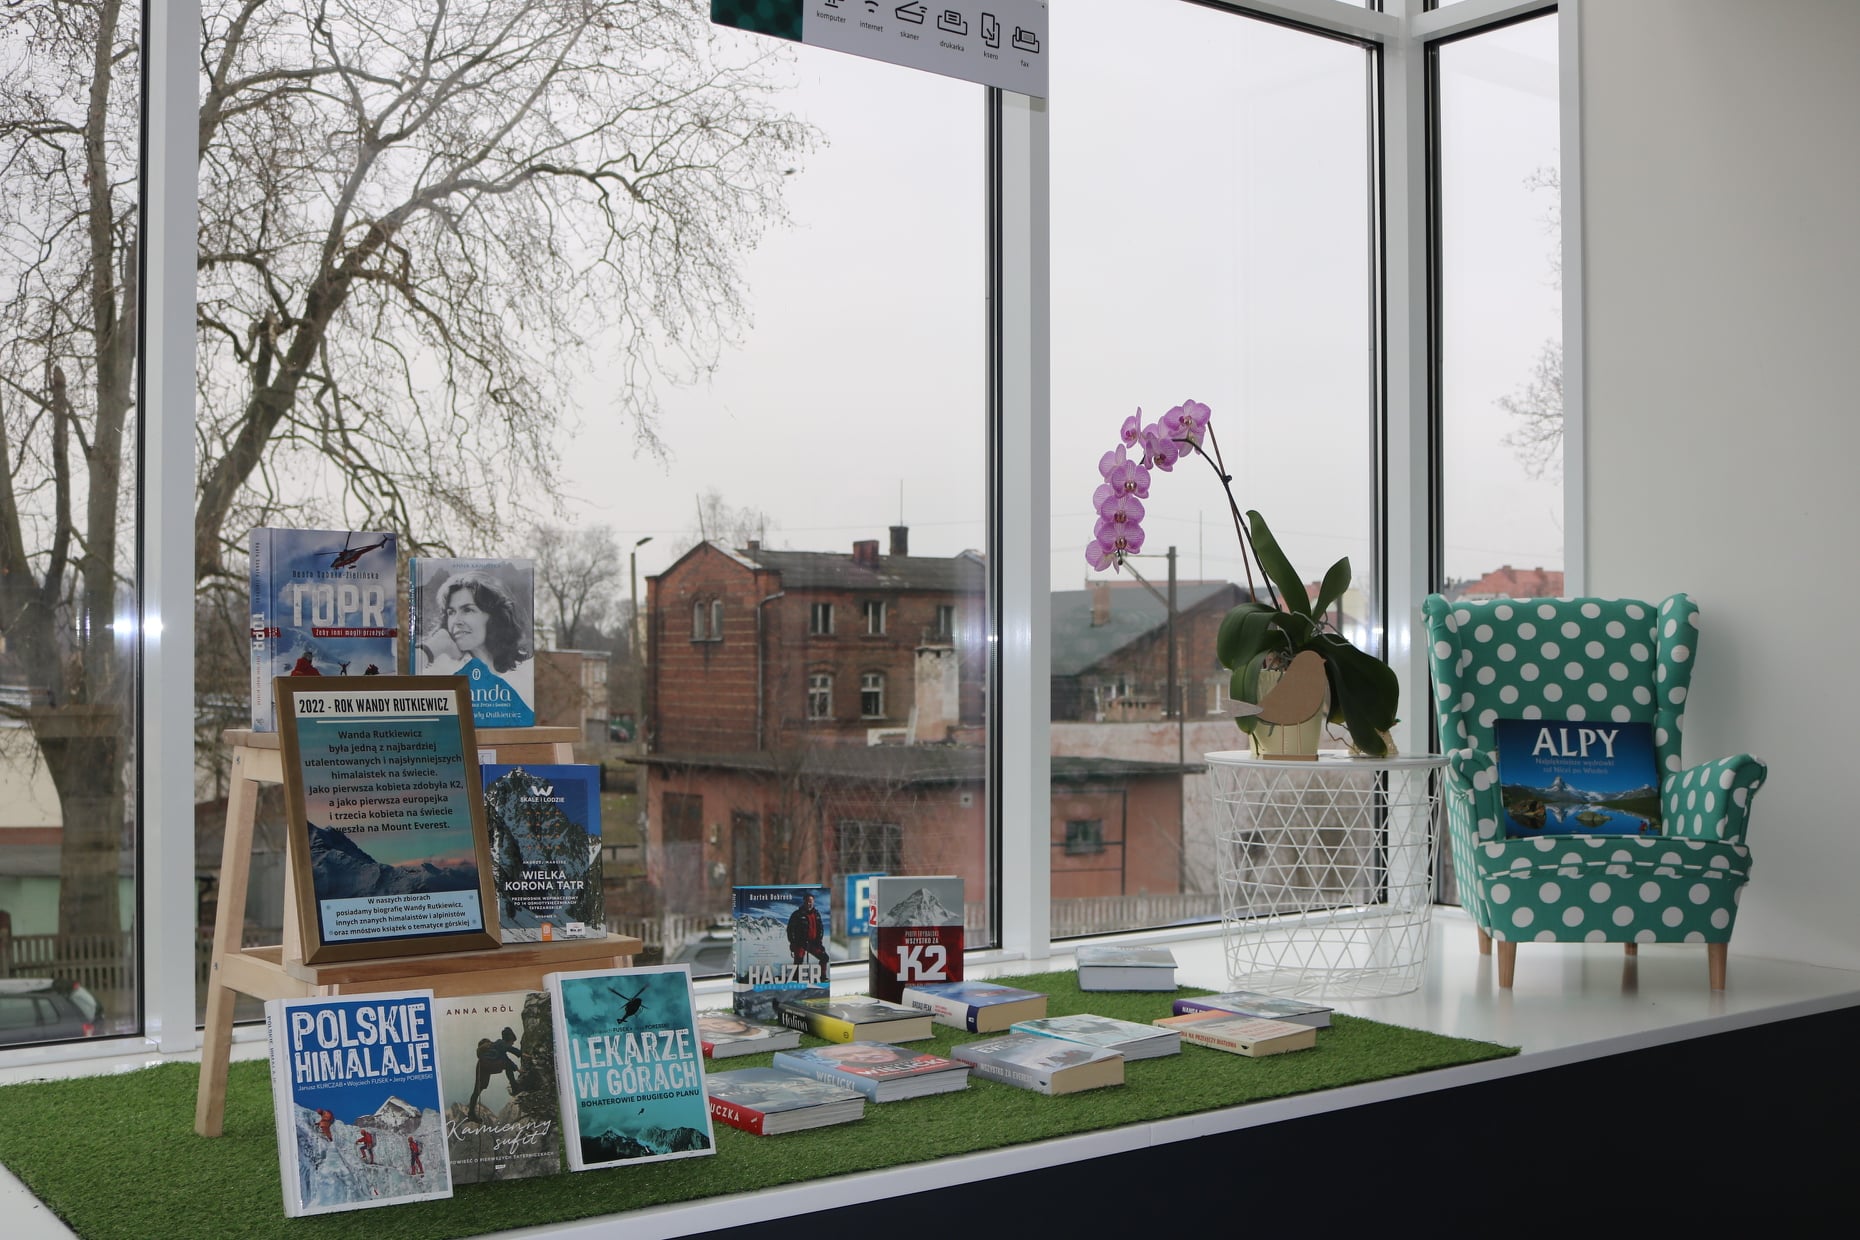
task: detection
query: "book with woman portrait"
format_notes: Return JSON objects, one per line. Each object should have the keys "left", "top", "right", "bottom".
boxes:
{"left": 408, "top": 557, "right": 537, "bottom": 727}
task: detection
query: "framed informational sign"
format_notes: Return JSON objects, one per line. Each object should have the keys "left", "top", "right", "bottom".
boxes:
{"left": 276, "top": 676, "right": 499, "bottom": 964}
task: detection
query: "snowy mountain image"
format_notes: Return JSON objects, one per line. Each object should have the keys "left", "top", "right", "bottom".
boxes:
{"left": 289, "top": 1096, "right": 449, "bottom": 1210}
{"left": 483, "top": 767, "right": 601, "bottom": 934}
{"left": 878, "top": 883, "right": 961, "bottom": 927}
{"left": 578, "top": 1119, "right": 710, "bottom": 1166}
{"left": 307, "top": 824, "right": 479, "bottom": 899}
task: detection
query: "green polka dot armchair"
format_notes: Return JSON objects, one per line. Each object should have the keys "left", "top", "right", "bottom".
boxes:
{"left": 1421, "top": 594, "right": 1765, "bottom": 989}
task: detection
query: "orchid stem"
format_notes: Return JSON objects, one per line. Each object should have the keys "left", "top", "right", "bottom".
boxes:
{"left": 1199, "top": 424, "right": 1281, "bottom": 612}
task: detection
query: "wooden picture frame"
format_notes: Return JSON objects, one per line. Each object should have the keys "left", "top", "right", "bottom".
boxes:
{"left": 276, "top": 675, "right": 500, "bottom": 964}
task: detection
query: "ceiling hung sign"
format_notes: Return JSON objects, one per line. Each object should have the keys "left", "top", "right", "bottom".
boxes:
{"left": 712, "top": 0, "right": 1049, "bottom": 99}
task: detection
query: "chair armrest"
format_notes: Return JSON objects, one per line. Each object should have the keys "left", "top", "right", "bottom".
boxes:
{"left": 1663, "top": 754, "right": 1767, "bottom": 844}
{"left": 1444, "top": 748, "right": 1506, "bottom": 842}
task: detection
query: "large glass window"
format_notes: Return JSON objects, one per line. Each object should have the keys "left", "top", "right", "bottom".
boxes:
{"left": 1048, "top": 0, "right": 1377, "bottom": 935}
{"left": 1435, "top": 12, "right": 1563, "bottom": 598}
{"left": 0, "top": 0, "right": 142, "bottom": 1047}
{"left": 189, "top": 6, "right": 990, "bottom": 988}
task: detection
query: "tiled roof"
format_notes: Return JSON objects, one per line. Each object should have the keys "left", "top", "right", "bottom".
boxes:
{"left": 742, "top": 547, "right": 986, "bottom": 593}
{"left": 1049, "top": 582, "right": 1242, "bottom": 677}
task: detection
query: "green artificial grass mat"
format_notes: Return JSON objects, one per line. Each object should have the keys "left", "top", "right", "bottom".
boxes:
{"left": 0, "top": 974, "right": 1515, "bottom": 1239}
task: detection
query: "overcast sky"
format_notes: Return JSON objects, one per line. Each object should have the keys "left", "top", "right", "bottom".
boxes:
{"left": 550, "top": 1, "right": 1562, "bottom": 597}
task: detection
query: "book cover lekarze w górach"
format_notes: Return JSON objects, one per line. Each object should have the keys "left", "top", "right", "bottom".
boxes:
{"left": 264, "top": 990, "right": 451, "bottom": 1216}
{"left": 731, "top": 884, "right": 832, "bottom": 1022}
{"left": 548, "top": 964, "right": 715, "bottom": 1172}
{"left": 250, "top": 527, "right": 398, "bottom": 731}
{"left": 408, "top": 557, "right": 536, "bottom": 727}
{"left": 481, "top": 763, "right": 604, "bottom": 942}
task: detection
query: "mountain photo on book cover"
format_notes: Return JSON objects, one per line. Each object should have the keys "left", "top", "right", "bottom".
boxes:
{"left": 308, "top": 824, "right": 481, "bottom": 900}
{"left": 1494, "top": 719, "right": 1661, "bottom": 836}
{"left": 732, "top": 885, "right": 832, "bottom": 1021}
{"left": 482, "top": 764, "right": 603, "bottom": 939}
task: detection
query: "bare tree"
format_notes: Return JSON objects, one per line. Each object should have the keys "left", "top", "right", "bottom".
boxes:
{"left": 1499, "top": 166, "right": 1564, "bottom": 479}
{"left": 0, "top": 0, "right": 812, "bottom": 946}
{"left": 682, "top": 485, "right": 775, "bottom": 554}
{"left": 532, "top": 523, "right": 622, "bottom": 650}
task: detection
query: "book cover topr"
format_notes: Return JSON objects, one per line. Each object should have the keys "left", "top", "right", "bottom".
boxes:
{"left": 250, "top": 527, "right": 398, "bottom": 732}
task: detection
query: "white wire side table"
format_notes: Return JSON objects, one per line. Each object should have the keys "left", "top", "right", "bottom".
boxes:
{"left": 1208, "top": 750, "right": 1446, "bottom": 999}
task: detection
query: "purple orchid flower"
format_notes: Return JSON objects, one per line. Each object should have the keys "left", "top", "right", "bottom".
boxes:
{"left": 1093, "top": 487, "right": 1146, "bottom": 528}
{"left": 1120, "top": 411, "right": 1143, "bottom": 450}
{"left": 1142, "top": 424, "right": 1180, "bottom": 472}
{"left": 1099, "top": 446, "right": 1152, "bottom": 498}
{"left": 1161, "top": 399, "right": 1211, "bottom": 448}
{"left": 1087, "top": 513, "right": 1146, "bottom": 570}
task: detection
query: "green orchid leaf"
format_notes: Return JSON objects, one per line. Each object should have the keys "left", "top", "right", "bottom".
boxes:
{"left": 1313, "top": 634, "right": 1401, "bottom": 754}
{"left": 1230, "top": 653, "right": 1269, "bottom": 736}
{"left": 1216, "top": 602, "right": 1284, "bottom": 672}
{"left": 1245, "top": 510, "right": 1312, "bottom": 619}
{"left": 1313, "top": 555, "right": 1352, "bottom": 621}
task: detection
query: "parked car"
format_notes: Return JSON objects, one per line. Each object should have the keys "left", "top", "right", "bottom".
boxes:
{"left": 0, "top": 977, "right": 105, "bottom": 1045}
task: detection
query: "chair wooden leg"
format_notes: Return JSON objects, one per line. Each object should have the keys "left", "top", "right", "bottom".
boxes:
{"left": 1708, "top": 942, "right": 1727, "bottom": 990}
{"left": 1624, "top": 943, "right": 1637, "bottom": 957}
{"left": 1477, "top": 926, "right": 1492, "bottom": 956}
{"left": 1496, "top": 940, "right": 1517, "bottom": 988}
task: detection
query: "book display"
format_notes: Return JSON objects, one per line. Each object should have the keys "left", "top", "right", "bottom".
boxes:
{"left": 1171, "top": 991, "right": 1334, "bottom": 1028}
{"left": 249, "top": 528, "right": 398, "bottom": 732}
{"left": 952, "top": 1033, "right": 1126, "bottom": 1096}
{"left": 867, "top": 875, "right": 965, "bottom": 1003}
{"left": 707, "top": 1068, "right": 867, "bottom": 1135}
{"left": 436, "top": 991, "right": 564, "bottom": 1183}
{"left": 1156, "top": 1011, "right": 1318, "bottom": 1057}
{"left": 481, "top": 763, "right": 605, "bottom": 942}
{"left": 732, "top": 884, "right": 834, "bottom": 1021}
{"left": 772, "top": 1042, "right": 971, "bottom": 1102}
{"left": 263, "top": 991, "right": 451, "bottom": 1216}
{"left": 1010, "top": 1013, "right": 1181, "bottom": 1061}
{"left": 698, "top": 1012, "right": 802, "bottom": 1059}
{"left": 547, "top": 964, "right": 715, "bottom": 1171}
{"left": 777, "top": 995, "right": 935, "bottom": 1044}
{"left": 1075, "top": 945, "right": 1178, "bottom": 991}
{"left": 901, "top": 980, "right": 1048, "bottom": 1032}
{"left": 408, "top": 556, "right": 538, "bottom": 727}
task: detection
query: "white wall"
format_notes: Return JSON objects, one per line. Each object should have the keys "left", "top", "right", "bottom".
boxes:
{"left": 1581, "top": 1, "right": 1860, "bottom": 969}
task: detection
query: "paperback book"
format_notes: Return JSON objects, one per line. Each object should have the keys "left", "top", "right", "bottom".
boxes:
{"left": 777, "top": 995, "right": 934, "bottom": 1044}
{"left": 1074, "top": 944, "right": 1178, "bottom": 991}
{"left": 1155, "top": 1011, "right": 1317, "bottom": 1057}
{"left": 706, "top": 1067, "right": 867, "bottom": 1135}
{"left": 1171, "top": 991, "right": 1334, "bottom": 1029}
{"left": 1494, "top": 718, "right": 1662, "bottom": 836}
{"left": 698, "top": 1012, "right": 801, "bottom": 1059}
{"left": 867, "top": 875, "right": 964, "bottom": 1003}
{"left": 900, "top": 980, "right": 1048, "bottom": 1033}
{"left": 1011, "top": 1013, "right": 1181, "bottom": 1061}
{"left": 408, "top": 557, "right": 536, "bottom": 727}
{"left": 771, "top": 1042, "right": 971, "bottom": 1103}
{"left": 263, "top": 990, "right": 451, "bottom": 1216}
{"left": 435, "top": 990, "right": 563, "bottom": 1183}
{"left": 481, "top": 763, "right": 604, "bottom": 942}
{"left": 732, "top": 884, "right": 833, "bottom": 1022}
{"left": 249, "top": 527, "right": 398, "bottom": 731}
{"left": 952, "top": 1033, "right": 1126, "bottom": 1096}
{"left": 547, "top": 964, "right": 715, "bottom": 1172}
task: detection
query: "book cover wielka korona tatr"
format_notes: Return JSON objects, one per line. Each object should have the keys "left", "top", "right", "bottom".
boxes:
{"left": 408, "top": 556, "right": 536, "bottom": 726}
{"left": 732, "top": 884, "right": 832, "bottom": 1021}
{"left": 548, "top": 964, "right": 715, "bottom": 1173}
{"left": 264, "top": 990, "right": 451, "bottom": 1217}
{"left": 250, "top": 528, "right": 398, "bottom": 731}
{"left": 481, "top": 763, "right": 604, "bottom": 941}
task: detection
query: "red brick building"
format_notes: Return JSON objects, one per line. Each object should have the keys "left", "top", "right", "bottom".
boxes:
{"left": 1050, "top": 580, "right": 1248, "bottom": 722}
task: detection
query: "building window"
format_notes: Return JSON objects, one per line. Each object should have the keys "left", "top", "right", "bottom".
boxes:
{"left": 810, "top": 602, "right": 834, "bottom": 635}
{"left": 808, "top": 673, "right": 833, "bottom": 720}
{"left": 932, "top": 604, "right": 955, "bottom": 640}
{"left": 1064, "top": 820, "right": 1105, "bottom": 856}
{"left": 862, "top": 599, "right": 886, "bottom": 635}
{"left": 837, "top": 820, "right": 903, "bottom": 874}
{"left": 861, "top": 671, "right": 886, "bottom": 719}
{"left": 692, "top": 598, "right": 723, "bottom": 642}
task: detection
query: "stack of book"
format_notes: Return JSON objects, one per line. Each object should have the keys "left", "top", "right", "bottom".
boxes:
{"left": 1074, "top": 944, "right": 1178, "bottom": 991}
{"left": 901, "top": 980, "right": 1048, "bottom": 1033}
{"left": 778, "top": 995, "right": 934, "bottom": 1044}
{"left": 706, "top": 1068, "right": 867, "bottom": 1135}
{"left": 1170, "top": 990, "right": 1333, "bottom": 1028}
{"left": 1155, "top": 1010, "right": 1317, "bottom": 1057}
{"left": 1010, "top": 1013, "right": 1181, "bottom": 1061}
{"left": 771, "top": 1042, "right": 972, "bottom": 1102}
{"left": 953, "top": 1033, "right": 1125, "bottom": 1095}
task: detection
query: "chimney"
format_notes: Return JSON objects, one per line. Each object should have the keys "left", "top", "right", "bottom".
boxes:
{"left": 1090, "top": 581, "right": 1111, "bottom": 627}
{"left": 853, "top": 539, "right": 880, "bottom": 568}
{"left": 889, "top": 525, "right": 909, "bottom": 557}
{"left": 746, "top": 539, "right": 760, "bottom": 553}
